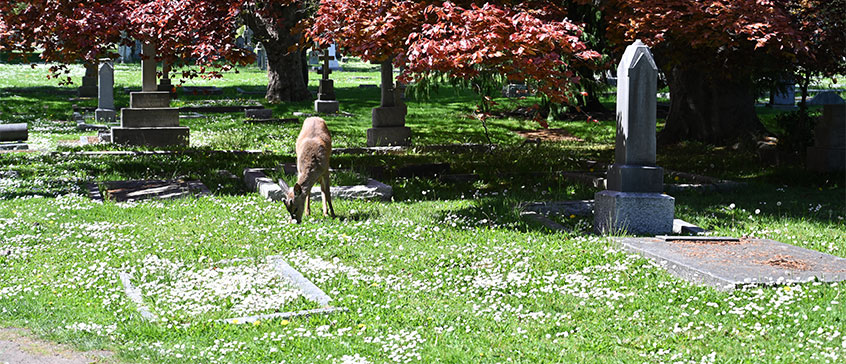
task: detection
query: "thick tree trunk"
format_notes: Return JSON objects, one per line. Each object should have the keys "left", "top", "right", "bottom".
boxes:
{"left": 658, "top": 65, "right": 765, "bottom": 145}
{"left": 242, "top": 3, "right": 311, "bottom": 103}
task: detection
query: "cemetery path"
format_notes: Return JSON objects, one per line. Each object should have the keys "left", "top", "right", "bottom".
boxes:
{"left": 0, "top": 328, "right": 114, "bottom": 364}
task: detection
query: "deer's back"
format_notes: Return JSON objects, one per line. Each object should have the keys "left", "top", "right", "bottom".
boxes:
{"left": 296, "top": 117, "right": 332, "bottom": 183}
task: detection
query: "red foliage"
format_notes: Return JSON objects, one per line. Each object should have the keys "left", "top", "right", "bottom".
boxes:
{"left": 312, "top": 1, "right": 602, "bottom": 104}
{"left": 604, "top": 0, "right": 845, "bottom": 75}
{"left": 0, "top": 1, "right": 304, "bottom": 81}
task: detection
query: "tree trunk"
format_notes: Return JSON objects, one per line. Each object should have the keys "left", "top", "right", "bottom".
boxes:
{"left": 658, "top": 65, "right": 765, "bottom": 145}
{"left": 242, "top": 3, "right": 311, "bottom": 103}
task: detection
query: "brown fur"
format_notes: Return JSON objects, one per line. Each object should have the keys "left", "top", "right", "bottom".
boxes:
{"left": 283, "top": 117, "right": 335, "bottom": 223}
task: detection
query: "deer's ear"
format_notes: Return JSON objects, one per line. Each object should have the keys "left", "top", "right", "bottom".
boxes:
{"left": 293, "top": 183, "right": 302, "bottom": 195}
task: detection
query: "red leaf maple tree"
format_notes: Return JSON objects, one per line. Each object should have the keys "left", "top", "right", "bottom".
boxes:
{"left": 312, "top": 0, "right": 602, "bottom": 108}
{"left": 603, "top": 0, "right": 846, "bottom": 145}
{"left": 0, "top": 0, "right": 312, "bottom": 101}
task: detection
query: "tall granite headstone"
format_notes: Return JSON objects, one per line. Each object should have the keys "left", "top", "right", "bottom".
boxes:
{"left": 111, "top": 42, "right": 189, "bottom": 147}
{"left": 314, "top": 48, "right": 340, "bottom": 114}
{"left": 807, "top": 104, "right": 846, "bottom": 172}
{"left": 594, "top": 40, "right": 674, "bottom": 235}
{"left": 366, "top": 58, "right": 411, "bottom": 146}
{"left": 77, "top": 63, "right": 98, "bottom": 97}
{"left": 95, "top": 59, "right": 116, "bottom": 123}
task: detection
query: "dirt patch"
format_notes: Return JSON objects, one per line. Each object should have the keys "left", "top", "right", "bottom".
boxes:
{"left": 0, "top": 328, "right": 114, "bottom": 364}
{"left": 754, "top": 255, "right": 811, "bottom": 271}
{"left": 514, "top": 128, "right": 584, "bottom": 142}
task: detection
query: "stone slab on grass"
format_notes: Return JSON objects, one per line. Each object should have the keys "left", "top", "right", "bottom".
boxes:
{"left": 244, "top": 168, "right": 393, "bottom": 201}
{"left": 100, "top": 180, "right": 210, "bottom": 202}
{"left": 617, "top": 236, "right": 846, "bottom": 291}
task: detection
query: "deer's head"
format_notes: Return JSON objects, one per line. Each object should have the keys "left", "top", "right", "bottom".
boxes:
{"left": 282, "top": 183, "right": 307, "bottom": 223}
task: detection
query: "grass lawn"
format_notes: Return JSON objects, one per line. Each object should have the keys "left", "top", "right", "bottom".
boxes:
{"left": 1, "top": 60, "right": 845, "bottom": 363}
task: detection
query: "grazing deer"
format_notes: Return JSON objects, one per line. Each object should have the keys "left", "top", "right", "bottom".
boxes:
{"left": 282, "top": 117, "right": 335, "bottom": 223}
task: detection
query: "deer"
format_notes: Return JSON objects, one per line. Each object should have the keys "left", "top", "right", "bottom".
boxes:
{"left": 281, "top": 117, "right": 336, "bottom": 223}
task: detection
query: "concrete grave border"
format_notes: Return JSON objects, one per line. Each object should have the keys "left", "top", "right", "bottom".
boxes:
{"left": 118, "top": 255, "right": 347, "bottom": 325}
{"left": 244, "top": 167, "right": 393, "bottom": 202}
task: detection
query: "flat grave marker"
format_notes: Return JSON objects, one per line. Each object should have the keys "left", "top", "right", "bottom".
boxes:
{"left": 88, "top": 180, "right": 211, "bottom": 203}
{"left": 617, "top": 236, "right": 846, "bottom": 291}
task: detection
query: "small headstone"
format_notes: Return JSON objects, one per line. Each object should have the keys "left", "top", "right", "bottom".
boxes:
{"left": 255, "top": 43, "right": 267, "bottom": 71}
{"left": 245, "top": 108, "right": 273, "bottom": 120}
{"left": 772, "top": 80, "right": 796, "bottom": 108}
{"left": 95, "top": 59, "right": 116, "bottom": 123}
{"left": 806, "top": 104, "right": 846, "bottom": 172}
{"left": 594, "top": 40, "right": 674, "bottom": 235}
{"left": 501, "top": 83, "right": 529, "bottom": 98}
{"left": 77, "top": 63, "right": 98, "bottom": 97}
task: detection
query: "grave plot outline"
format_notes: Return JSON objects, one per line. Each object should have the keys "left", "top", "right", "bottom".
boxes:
{"left": 118, "top": 255, "right": 347, "bottom": 324}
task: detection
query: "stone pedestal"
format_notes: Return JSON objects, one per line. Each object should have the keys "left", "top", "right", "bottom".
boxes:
{"left": 367, "top": 126, "right": 411, "bottom": 147}
{"left": 807, "top": 104, "right": 846, "bottom": 172}
{"left": 157, "top": 78, "right": 172, "bottom": 92}
{"left": 111, "top": 42, "right": 189, "bottom": 148}
{"left": 367, "top": 59, "right": 410, "bottom": 146}
{"left": 78, "top": 63, "right": 98, "bottom": 97}
{"left": 315, "top": 100, "right": 339, "bottom": 114}
{"left": 594, "top": 40, "right": 673, "bottom": 235}
{"left": 594, "top": 191, "right": 675, "bottom": 235}
{"left": 95, "top": 59, "right": 116, "bottom": 123}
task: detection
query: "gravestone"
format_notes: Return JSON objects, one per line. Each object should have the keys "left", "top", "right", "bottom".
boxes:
{"left": 617, "top": 236, "right": 846, "bottom": 291}
{"left": 157, "top": 62, "right": 172, "bottom": 93}
{"left": 772, "top": 80, "right": 796, "bottom": 108}
{"left": 367, "top": 57, "right": 411, "bottom": 146}
{"left": 255, "top": 43, "right": 267, "bottom": 71}
{"left": 806, "top": 104, "right": 846, "bottom": 172}
{"left": 594, "top": 40, "right": 674, "bottom": 235}
{"left": 95, "top": 59, "right": 116, "bottom": 123}
{"left": 77, "top": 63, "right": 98, "bottom": 97}
{"left": 326, "top": 43, "right": 340, "bottom": 70}
{"left": 314, "top": 48, "right": 340, "bottom": 114}
{"left": 111, "top": 42, "right": 189, "bottom": 147}
{"left": 808, "top": 91, "right": 845, "bottom": 106}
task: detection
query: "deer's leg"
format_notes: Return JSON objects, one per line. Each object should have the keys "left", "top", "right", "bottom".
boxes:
{"left": 304, "top": 186, "right": 312, "bottom": 216}
{"left": 321, "top": 173, "right": 335, "bottom": 217}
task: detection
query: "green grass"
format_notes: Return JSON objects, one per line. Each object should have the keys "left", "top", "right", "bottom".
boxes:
{"left": 1, "top": 61, "right": 845, "bottom": 363}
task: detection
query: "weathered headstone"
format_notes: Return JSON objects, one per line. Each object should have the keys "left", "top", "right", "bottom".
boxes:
{"left": 772, "top": 80, "right": 796, "bottom": 108}
{"left": 255, "top": 43, "right": 267, "bottom": 71}
{"left": 326, "top": 43, "right": 341, "bottom": 70}
{"left": 77, "top": 63, "right": 98, "bottom": 97}
{"left": 367, "top": 57, "right": 411, "bottom": 146}
{"left": 111, "top": 42, "right": 189, "bottom": 147}
{"left": 157, "top": 62, "right": 172, "bottom": 93}
{"left": 314, "top": 48, "right": 340, "bottom": 114}
{"left": 95, "top": 59, "right": 116, "bottom": 123}
{"left": 806, "top": 104, "right": 846, "bottom": 172}
{"left": 594, "top": 40, "right": 674, "bottom": 235}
